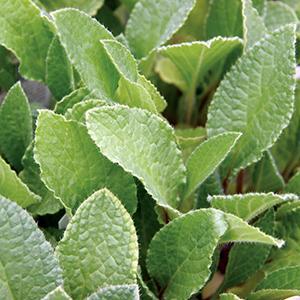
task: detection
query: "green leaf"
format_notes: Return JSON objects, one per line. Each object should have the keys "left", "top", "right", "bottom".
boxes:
{"left": 184, "top": 132, "right": 241, "bottom": 199}
{"left": 157, "top": 37, "right": 243, "bottom": 92}
{"left": 248, "top": 289, "right": 300, "bottom": 300}
{"left": 46, "top": 37, "right": 74, "bottom": 100}
{"left": 264, "top": 2, "right": 298, "bottom": 31}
{"left": 57, "top": 189, "right": 138, "bottom": 299}
{"left": 87, "top": 284, "right": 139, "bottom": 300}
{"left": 0, "top": 156, "right": 40, "bottom": 208}
{"left": 242, "top": 0, "right": 267, "bottom": 49}
{"left": 256, "top": 266, "right": 300, "bottom": 290}
{"left": 54, "top": 88, "right": 93, "bottom": 115}
{"left": 205, "top": 0, "right": 243, "bottom": 39}
{"left": 34, "top": 110, "right": 137, "bottom": 214}
{"left": 147, "top": 208, "right": 282, "bottom": 300}
{"left": 209, "top": 193, "right": 286, "bottom": 221}
{"left": 285, "top": 171, "right": 300, "bottom": 195}
{"left": 19, "top": 143, "right": 63, "bottom": 216}
{"left": 252, "top": 0, "right": 266, "bottom": 15}
{"left": 0, "top": 197, "right": 62, "bottom": 299}
{"left": 207, "top": 25, "right": 296, "bottom": 177}
{"left": 65, "top": 99, "right": 107, "bottom": 124}
{"left": 0, "top": 0, "right": 53, "bottom": 81}
{"left": 0, "top": 82, "right": 32, "bottom": 171}
{"left": 86, "top": 106, "right": 186, "bottom": 210}
{"left": 39, "top": 0, "right": 103, "bottom": 15}
{"left": 53, "top": 9, "right": 118, "bottom": 101}
{"left": 125, "top": 0, "right": 196, "bottom": 58}
{"left": 252, "top": 151, "right": 285, "bottom": 192}
{"left": 220, "top": 293, "right": 243, "bottom": 300}
{"left": 42, "top": 287, "right": 71, "bottom": 300}
{"left": 221, "top": 210, "right": 274, "bottom": 290}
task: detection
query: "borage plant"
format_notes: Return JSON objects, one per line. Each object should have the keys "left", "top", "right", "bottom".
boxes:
{"left": 0, "top": 0, "right": 300, "bottom": 299}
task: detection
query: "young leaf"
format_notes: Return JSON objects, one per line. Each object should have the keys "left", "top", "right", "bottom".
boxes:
{"left": 0, "top": 0, "right": 53, "bottom": 81}
{"left": 125, "top": 0, "right": 196, "bottom": 58}
{"left": 0, "top": 197, "right": 62, "bottom": 299}
{"left": 147, "top": 208, "right": 281, "bottom": 300}
{"left": 53, "top": 9, "right": 118, "bottom": 101}
{"left": 264, "top": 2, "right": 298, "bottom": 31}
{"left": 209, "top": 193, "right": 286, "bottom": 221}
{"left": 184, "top": 132, "right": 241, "bottom": 199}
{"left": 256, "top": 266, "right": 300, "bottom": 290}
{"left": 19, "top": 143, "right": 63, "bottom": 216}
{"left": 34, "top": 110, "right": 137, "bottom": 214}
{"left": 0, "top": 156, "right": 40, "bottom": 208}
{"left": 86, "top": 106, "right": 186, "bottom": 210}
{"left": 42, "top": 287, "right": 71, "bottom": 300}
{"left": 57, "top": 189, "right": 138, "bottom": 299}
{"left": 157, "top": 37, "right": 243, "bottom": 92}
{"left": 0, "top": 82, "right": 32, "bottom": 171}
{"left": 38, "top": 0, "right": 103, "bottom": 15}
{"left": 87, "top": 284, "right": 139, "bottom": 300}
{"left": 242, "top": 0, "right": 267, "bottom": 49}
{"left": 46, "top": 37, "right": 74, "bottom": 100}
{"left": 207, "top": 25, "right": 296, "bottom": 177}
{"left": 252, "top": 151, "right": 285, "bottom": 192}
{"left": 205, "top": 0, "right": 243, "bottom": 39}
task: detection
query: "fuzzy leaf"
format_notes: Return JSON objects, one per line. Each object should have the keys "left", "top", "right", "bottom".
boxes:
{"left": 0, "top": 156, "right": 40, "bottom": 208}
{"left": 125, "top": 0, "right": 196, "bottom": 58}
{"left": 0, "top": 0, "right": 53, "bottom": 81}
{"left": 185, "top": 132, "right": 241, "bottom": 198}
{"left": 57, "top": 189, "right": 138, "bottom": 299}
{"left": 42, "top": 287, "right": 71, "bottom": 300}
{"left": 220, "top": 293, "right": 242, "bottom": 300}
{"left": 157, "top": 37, "right": 243, "bottom": 92}
{"left": 207, "top": 25, "right": 296, "bottom": 176}
{"left": 46, "top": 37, "right": 74, "bottom": 100}
{"left": 0, "top": 82, "right": 32, "bottom": 171}
{"left": 264, "top": 2, "right": 298, "bottom": 31}
{"left": 285, "top": 171, "right": 300, "bottom": 195}
{"left": 147, "top": 208, "right": 281, "bottom": 300}
{"left": 209, "top": 193, "right": 286, "bottom": 221}
{"left": 34, "top": 110, "right": 137, "bottom": 214}
{"left": 257, "top": 266, "right": 300, "bottom": 290}
{"left": 87, "top": 284, "right": 139, "bottom": 300}
{"left": 248, "top": 289, "right": 300, "bottom": 300}
{"left": 0, "top": 197, "right": 62, "bottom": 299}
{"left": 86, "top": 106, "right": 186, "bottom": 210}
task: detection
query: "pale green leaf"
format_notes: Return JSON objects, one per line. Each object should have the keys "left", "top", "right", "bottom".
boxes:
{"left": 0, "top": 82, "right": 32, "bottom": 171}
{"left": 257, "top": 266, "right": 300, "bottom": 290}
{"left": 0, "top": 197, "right": 62, "bottom": 299}
{"left": 242, "top": 0, "right": 267, "bottom": 49}
{"left": 221, "top": 210, "right": 274, "bottom": 290}
{"left": 147, "top": 208, "right": 281, "bottom": 300}
{"left": 42, "top": 287, "right": 71, "bottom": 300}
{"left": 252, "top": 151, "right": 285, "bottom": 192}
{"left": 125, "top": 0, "right": 196, "bottom": 58}
{"left": 19, "top": 143, "right": 63, "bottom": 216}
{"left": 46, "top": 37, "right": 74, "bottom": 100}
{"left": 285, "top": 171, "right": 300, "bottom": 195}
{"left": 248, "top": 289, "right": 300, "bottom": 300}
{"left": 209, "top": 193, "right": 286, "bottom": 221}
{"left": 0, "top": 156, "right": 40, "bottom": 208}
{"left": 207, "top": 25, "right": 296, "bottom": 176}
{"left": 54, "top": 88, "right": 93, "bottom": 115}
{"left": 220, "top": 293, "right": 243, "bottom": 300}
{"left": 39, "top": 0, "right": 103, "bottom": 15}
{"left": 157, "top": 37, "right": 243, "bottom": 92}
{"left": 252, "top": 0, "right": 266, "bottom": 15}
{"left": 34, "top": 110, "right": 137, "bottom": 214}
{"left": 53, "top": 9, "right": 118, "bottom": 101}
{"left": 86, "top": 106, "right": 186, "bottom": 210}
{"left": 87, "top": 284, "right": 139, "bottom": 300}
{"left": 205, "top": 0, "right": 243, "bottom": 39}
{"left": 264, "top": 2, "right": 298, "bottom": 31}
{"left": 0, "top": 0, "right": 53, "bottom": 81}
{"left": 57, "top": 189, "right": 138, "bottom": 299}
{"left": 185, "top": 132, "right": 241, "bottom": 198}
